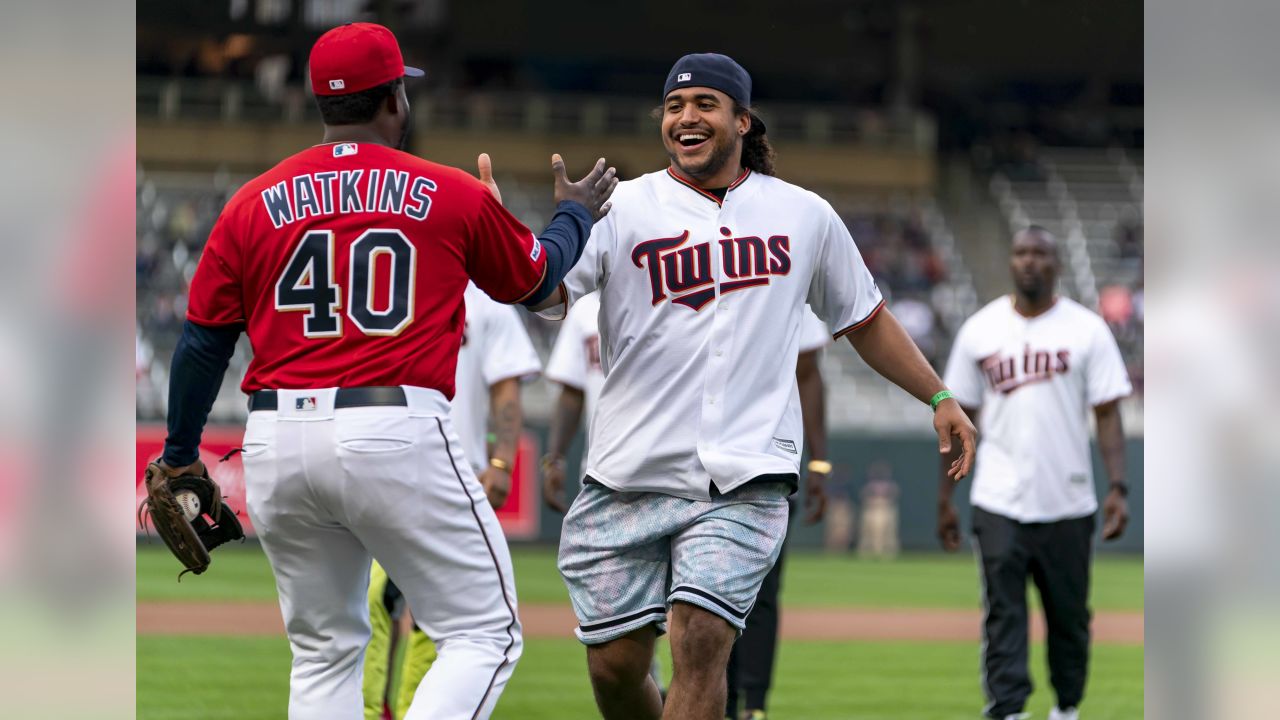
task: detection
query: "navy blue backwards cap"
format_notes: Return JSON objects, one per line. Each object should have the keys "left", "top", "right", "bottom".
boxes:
{"left": 663, "top": 53, "right": 766, "bottom": 133}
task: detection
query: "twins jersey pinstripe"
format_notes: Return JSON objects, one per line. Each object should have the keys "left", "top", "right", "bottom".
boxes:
{"left": 539, "top": 168, "right": 883, "bottom": 500}
{"left": 943, "top": 296, "right": 1132, "bottom": 522}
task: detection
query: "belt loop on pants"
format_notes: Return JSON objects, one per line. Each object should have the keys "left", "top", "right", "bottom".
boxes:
{"left": 248, "top": 386, "right": 408, "bottom": 412}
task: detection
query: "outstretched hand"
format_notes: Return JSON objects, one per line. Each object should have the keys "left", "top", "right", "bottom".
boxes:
{"left": 551, "top": 154, "right": 618, "bottom": 221}
{"left": 935, "top": 399, "right": 976, "bottom": 481}
{"left": 476, "top": 153, "right": 502, "bottom": 204}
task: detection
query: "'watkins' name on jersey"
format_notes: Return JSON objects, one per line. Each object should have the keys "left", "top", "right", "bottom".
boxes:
{"left": 980, "top": 345, "right": 1070, "bottom": 395}
{"left": 631, "top": 226, "right": 792, "bottom": 310}
{"left": 260, "top": 169, "right": 438, "bottom": 229}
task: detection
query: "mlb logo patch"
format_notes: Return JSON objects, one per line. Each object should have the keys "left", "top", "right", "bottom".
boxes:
{"left": 677, "top": 72, "right": 692, "bottom": 82}
{"left": 333, "top": 143, "right": 358, "bottom": 158}
{"left": 329, "top": 79, "right": 346, "bottom": 91}
{"left": 530, "top": 236, "right": 543, "bottom": 262}
{"left": 296, "top": 397, "right": 318, "bottom": 411}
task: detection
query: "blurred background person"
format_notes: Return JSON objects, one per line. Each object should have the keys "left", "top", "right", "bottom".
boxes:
{"left": 938, "top": 227, "right": 1132, "bottom": 720}
{"left": 857, "top": 460, "right": 900, "bottom": 559}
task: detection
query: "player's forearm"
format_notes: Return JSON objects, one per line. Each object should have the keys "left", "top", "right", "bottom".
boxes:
{"left": 1094, "top": 400, "right": 1126, "bottom": 488}
{"left": 845, "top": 308, "right": 947, "bottom": 404}
{"left": 796, "top": 351, "right": 827, "bottom": 461}
{"left": 488, "top": 378, "right": 523, "bottom": 466}
{"left": 547, "top": 386, "right": 585, "bottom": 459}
{"left": 523, "top": 201, "right": 593, "bottom": 310}
{"left": 162, "top": 320, "right": 242, "bottom": 467}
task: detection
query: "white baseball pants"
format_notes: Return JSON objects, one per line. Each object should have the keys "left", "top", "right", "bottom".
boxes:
{"left": 241, "top": 386, "right": 521, "bottom": 719}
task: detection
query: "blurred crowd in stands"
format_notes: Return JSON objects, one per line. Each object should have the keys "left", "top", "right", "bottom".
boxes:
{"left": 846, "top": 212, "right": 948, "bottom": 364}
{"left": 1099, "top": 219, "right": 1144, "bottom": 394}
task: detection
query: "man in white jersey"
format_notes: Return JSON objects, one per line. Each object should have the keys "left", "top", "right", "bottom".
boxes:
{"left": 938, "top": 227, "right": 1131, "bottom": 720}
{"left": 539, "top": 53, "right": 976, "bottom": 720}
{"left": 363, "top": 282, "right": 541, "bottom": 719}
{"left": 454, "top": 282, "right": 544, "bottom": 505}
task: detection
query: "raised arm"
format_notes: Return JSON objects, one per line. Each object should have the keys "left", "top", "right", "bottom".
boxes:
{"left": 525, "top": 155, "right": 617, "bottom": 312}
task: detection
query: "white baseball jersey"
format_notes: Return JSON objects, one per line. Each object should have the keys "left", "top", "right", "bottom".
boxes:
{"left": 545, "top": 291, "right": 606, "bottom": 451}
{"left": 546, "top": 290, "right": 606, "bottom": 416}
{"left": 943, "top": 296, "right": 1132, "bottom": 522}
{"left": 539, "top": 168, "right": 883, "bottom": 500}
{"left": 799, "top": 305, "right": 830, "bottom": 353}
{"left": 453, "top": 282, "right": 542, "bottom": 471}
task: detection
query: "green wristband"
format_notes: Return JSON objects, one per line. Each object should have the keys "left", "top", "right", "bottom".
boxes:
{"left": 929, "top": 390, "right": 954, "bottom": 412}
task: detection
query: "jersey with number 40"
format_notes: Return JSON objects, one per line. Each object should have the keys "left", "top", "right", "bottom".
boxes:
{"left": 186, "top": 142, "right": 547, "bottom": 397}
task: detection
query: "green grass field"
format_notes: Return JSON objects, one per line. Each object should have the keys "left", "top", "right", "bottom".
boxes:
{"left": 137, "top": 544, "right": 1144, "bottom": 719}
{"left": 137, "top": 543, "right": 1144, "bottom": 611}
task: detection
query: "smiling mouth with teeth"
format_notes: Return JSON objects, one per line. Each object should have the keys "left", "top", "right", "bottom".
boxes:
{"left": 677, "top": 132, "right": 710, "bottom": 147}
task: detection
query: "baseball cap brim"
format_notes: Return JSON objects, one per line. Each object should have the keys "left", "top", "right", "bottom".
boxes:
{"left": 749, "top": 111, "right": 767, "bottom": 134}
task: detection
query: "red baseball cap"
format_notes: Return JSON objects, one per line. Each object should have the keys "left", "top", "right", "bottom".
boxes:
{"left": 309, "top": 22, "right": 424, "bottom": 96}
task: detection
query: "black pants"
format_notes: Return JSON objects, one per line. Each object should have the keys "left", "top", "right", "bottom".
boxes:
{"left": 972, "top": 507, "right": 1095, "bottom": 718}
{"left": 725, "top": 502, "right": 793, "bottom": 717}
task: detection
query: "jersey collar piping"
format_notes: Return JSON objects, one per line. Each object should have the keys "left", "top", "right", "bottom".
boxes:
{"left": 665, "top": 167, "right": 751, "bottom": 207}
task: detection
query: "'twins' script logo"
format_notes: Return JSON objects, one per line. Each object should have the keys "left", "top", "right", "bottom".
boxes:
{"left": 631, "top": 227, "right": 792, "bottom": 310}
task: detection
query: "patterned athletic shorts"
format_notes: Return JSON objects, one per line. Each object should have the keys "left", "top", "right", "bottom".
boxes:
{"left": 558, "top": 482, "right": 790, "bottom": 645}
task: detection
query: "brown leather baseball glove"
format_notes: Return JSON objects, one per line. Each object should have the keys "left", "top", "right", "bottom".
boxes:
{"left": 138, "top": 460, "right": 244, "bottom": 578}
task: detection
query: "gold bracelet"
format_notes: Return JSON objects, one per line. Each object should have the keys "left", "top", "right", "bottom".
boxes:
{"left": 807, "top": 459, "right": 833, "bottom": 475}
{"left": 489, "top": 457, "right": 511, "bottom": 473}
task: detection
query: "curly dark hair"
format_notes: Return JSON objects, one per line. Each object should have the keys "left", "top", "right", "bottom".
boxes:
{"left": 735, "top": 103, "right": 776, "bottom": 177}
{"left": 315, "top": 79, "right": 402, "bottom": 126}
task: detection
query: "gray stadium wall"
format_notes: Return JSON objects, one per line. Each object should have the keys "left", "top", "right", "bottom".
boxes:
{"left": 530, "top": 429, "right": 1144, "bottom": 554}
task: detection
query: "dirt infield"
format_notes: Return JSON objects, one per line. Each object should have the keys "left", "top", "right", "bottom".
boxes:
{"left": 137, "top": 602, "right": 1143, "bottom": 645}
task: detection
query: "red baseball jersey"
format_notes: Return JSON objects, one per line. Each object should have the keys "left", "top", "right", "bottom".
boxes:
{"left": 186, "top": 142, "right": 547, "bottom": 397}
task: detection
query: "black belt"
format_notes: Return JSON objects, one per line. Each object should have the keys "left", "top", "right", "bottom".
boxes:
{"left": 248, "top": 386, "right": 407, "bottom": 412}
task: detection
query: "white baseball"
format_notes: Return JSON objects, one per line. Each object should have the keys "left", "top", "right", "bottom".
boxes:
{"left": 175, "top": 490, "right": 201, "bottom": 522}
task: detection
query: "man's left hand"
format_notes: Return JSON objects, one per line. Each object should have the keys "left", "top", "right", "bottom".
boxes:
{"left": 478, "top": 465, "right": 511, "bottom": 509}
{"left": 1102, "top": 487, "right": 1128, "bottom": 540}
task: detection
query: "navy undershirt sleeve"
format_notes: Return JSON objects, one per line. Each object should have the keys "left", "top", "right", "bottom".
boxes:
{"left": 161, "top": 320, "right": 243, "bottom": 467}
{"left": 521, "top": 200, "right": 594, "bottom": 307}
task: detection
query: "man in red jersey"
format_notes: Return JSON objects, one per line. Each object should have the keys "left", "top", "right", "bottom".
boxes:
{"left": 147, "top": 22, "right": 616, "bottom": 720}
